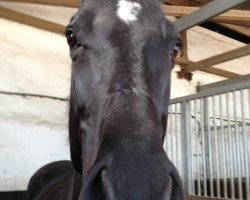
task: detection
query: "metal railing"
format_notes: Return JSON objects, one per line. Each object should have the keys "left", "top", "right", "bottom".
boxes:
{"left": 165, "top": 75, "right": 250, "bottom": 199}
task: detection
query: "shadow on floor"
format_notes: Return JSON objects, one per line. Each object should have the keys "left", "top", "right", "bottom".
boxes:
{"left": 0, "top": 191, "right": 26, "bottom": 200}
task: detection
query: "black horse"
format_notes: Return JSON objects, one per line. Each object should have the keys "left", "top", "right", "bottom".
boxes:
{"left": 28, "top": 0, "right": 184, "bottom": 199}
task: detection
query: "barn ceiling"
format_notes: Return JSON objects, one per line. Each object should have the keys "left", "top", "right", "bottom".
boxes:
{"left": 0, "top": 0, "right": 249, "bottom": 80}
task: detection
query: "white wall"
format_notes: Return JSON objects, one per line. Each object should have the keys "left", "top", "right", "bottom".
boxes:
{"left": 0, "top": 18, "right": 71, "bottom": 191}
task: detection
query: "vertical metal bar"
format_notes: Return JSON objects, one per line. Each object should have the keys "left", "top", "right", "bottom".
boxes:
{"left": 194, "top": 99, "right": 201, "bottom": 196}
{"left": 165, "top": 104, "right": 172, "bottom": 156}
{"left": 188, "top": 100, "right": 194, "bottom": 195}
{"left": 175, "top": 104, "right": 179, "bottom": 170}
{"left": 248, "top": 88, "right": 250, "bottom": 200}
{"left": 233, "top": 91, "right": 243, "bottom": 199}
{"left": 200, "top": 98, "right": 207, "bottom": 196}
{"left": 241, "top": 90, "right": 249, "bottom": 200}
{"left": 224, "top": 101, "right": 230, "bottom": 199}
{"left": 179, "top": 103, "right": 184, "bottom": 180}
{"left": 178, "top": 103, "right": 184, "bottom": 180}
{"left": 169, "top": 105, "right": 173, "bottom": 161}
{"left": 219, "top": 94, "right": 227, "bottom": 198}
{"left": 226, "top": 92, "right": 235, "bottom": 199}
{"left": 203, "top": 97, "right": 209, "bottom": 193}
{"left": 206, "top": 97, "right": 214, "bottom": 197}
{"left": 181, "top": 101, "right": 192, "bottom": 196}
{"left": 212, "top": 95, "right": 220, "bottom": 197}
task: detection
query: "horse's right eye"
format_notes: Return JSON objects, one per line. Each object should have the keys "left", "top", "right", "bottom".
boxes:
{"left": 65, "top": 29, "right": 80, "bottom": 49}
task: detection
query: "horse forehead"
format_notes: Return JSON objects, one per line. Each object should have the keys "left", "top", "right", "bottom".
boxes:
{"left": 77, "top": 0, "right": 146, "bottom": 24}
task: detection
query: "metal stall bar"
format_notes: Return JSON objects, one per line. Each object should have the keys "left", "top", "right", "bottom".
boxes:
{"left": 200, "top": 98, "right": 207, "bottom": 196}
{"left": 233, "top": 91, "right": 243, "bottom": 199}
{"left": 171, "top": 75, "right": 250, "bottom": 104}
{"left": 174, "top": 0, "right": 248, "bottom": 32}
{"left": 248, "top": 88, "right": 250, "bottom": 200}
{"left": 194, "top": 99, "right": 201, "bottom": 196}
{"left": 169, "top": 105, "right": 173, "bottom": 161}
{"left": 175, "top": 104, "right": 179, "bottom": 171}
{"left": 212, "top": 96, "right": 220, "bottom": 198}
{"left": 205, "top": 97, "right": 214, "bottom": 197}
{"left": 241, "top": 90, "right": 250, "bottom": 200}
{"left": 188, "top": 100, "right": 194, "bottom": 195}
{"left": 181, "top": 101, "right": 192, "bottom": 195}
{"left": 226, "top": 92, "right": 235, "bottom": 199}
{"left": 219, "top": 94, "right": 227, "bottom": 198}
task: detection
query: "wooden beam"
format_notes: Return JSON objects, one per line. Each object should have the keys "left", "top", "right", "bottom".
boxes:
{"left": 187, "top": 0, "right": 212, "bottom": 7}
{"left": 218, "top": 23, "right": 250, "bottom": 37}
{"left": 0, "top": 6, "right": 66, "bottom": 34}
{"left": 201, "top": 67, "right": 240, "bottom": 79}
{"left": 178, "top": 0, "right": 189, "bottom": 60}
{"left": 180, "top": 32, "right": 188, "bottom": 59}
{"left": 176, "top": 57, "right": 240, "bottom": 79}
{"left": 186, "top": 44, "right": 250, "bottom": 72}
{"left": 0, "top": 0, "right": 80, "bottom": 7}
{"left": 164, "top": 0, "right": 187, "bottom": 6}
{"left": 172, "top": 0, "right": 248, "bottom": 32}
{"left": 163, "top": 5, "right": 250, "bottom": 27}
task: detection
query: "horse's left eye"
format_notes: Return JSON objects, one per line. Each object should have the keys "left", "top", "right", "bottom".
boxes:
{"left": 65, "top": 29, "right": 80, "bottom": 49}
{"left": 173, "top": 43, "right": 181, "bottom": 58}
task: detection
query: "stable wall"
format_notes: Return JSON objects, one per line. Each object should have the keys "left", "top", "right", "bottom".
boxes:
{"left": 0, "top": 18, "right": 71, "bottom": 191}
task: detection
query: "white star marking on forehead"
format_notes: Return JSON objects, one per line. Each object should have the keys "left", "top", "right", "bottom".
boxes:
{"left": 116, "top": 0, "right": 142, "bottom": 24}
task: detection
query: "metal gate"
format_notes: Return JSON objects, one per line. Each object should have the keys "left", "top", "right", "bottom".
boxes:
{"left": 165, "top": 75, "right": 250, "bottom": 200}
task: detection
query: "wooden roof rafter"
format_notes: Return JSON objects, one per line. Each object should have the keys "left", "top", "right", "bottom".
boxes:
{"left": 171, "top": 0, "right": 249, "bottom": 80}
{"left": 0, "top": 6, "right": 65, "bottom": 34}
{"left": 0, "top": 0, "right": 80, "bottom": 7}
{"left": 173, "top": 0, "right": 248, "bottom": 32}
{"left": 176, "top": 58, "right": 240, "bottom": 79}
{"left": 186, "top": 44, "right": 250, "bottom": 72}
{"left": 163, "top": 5, "right": 250, "bottom": 27}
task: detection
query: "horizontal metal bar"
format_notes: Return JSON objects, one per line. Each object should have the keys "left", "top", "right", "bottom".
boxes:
{"left": 203, "top": 123, "right": 250, "bottom": 131}
{"left": 174, "top": 0, "right": 248, "bottom": 32}
{"left": 197, "top": 74, "right": 250, "bottom": 92}
{"left": 170, "top": 75, "right": 250, "bottom": 104}
{"left": 189, "top": 195, "right": 228, "bottom": 200}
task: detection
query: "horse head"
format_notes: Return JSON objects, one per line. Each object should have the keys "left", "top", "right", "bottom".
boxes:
{"left": 67, "top": 0, "right": 184, "bottom": 199}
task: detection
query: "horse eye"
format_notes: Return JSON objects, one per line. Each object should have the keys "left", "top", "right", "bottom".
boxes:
{"left": 173, "top": 43, "right": 182, "bottom": 58}
{"left": 65, "top": 29, "right": 80, "bottom": 49}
